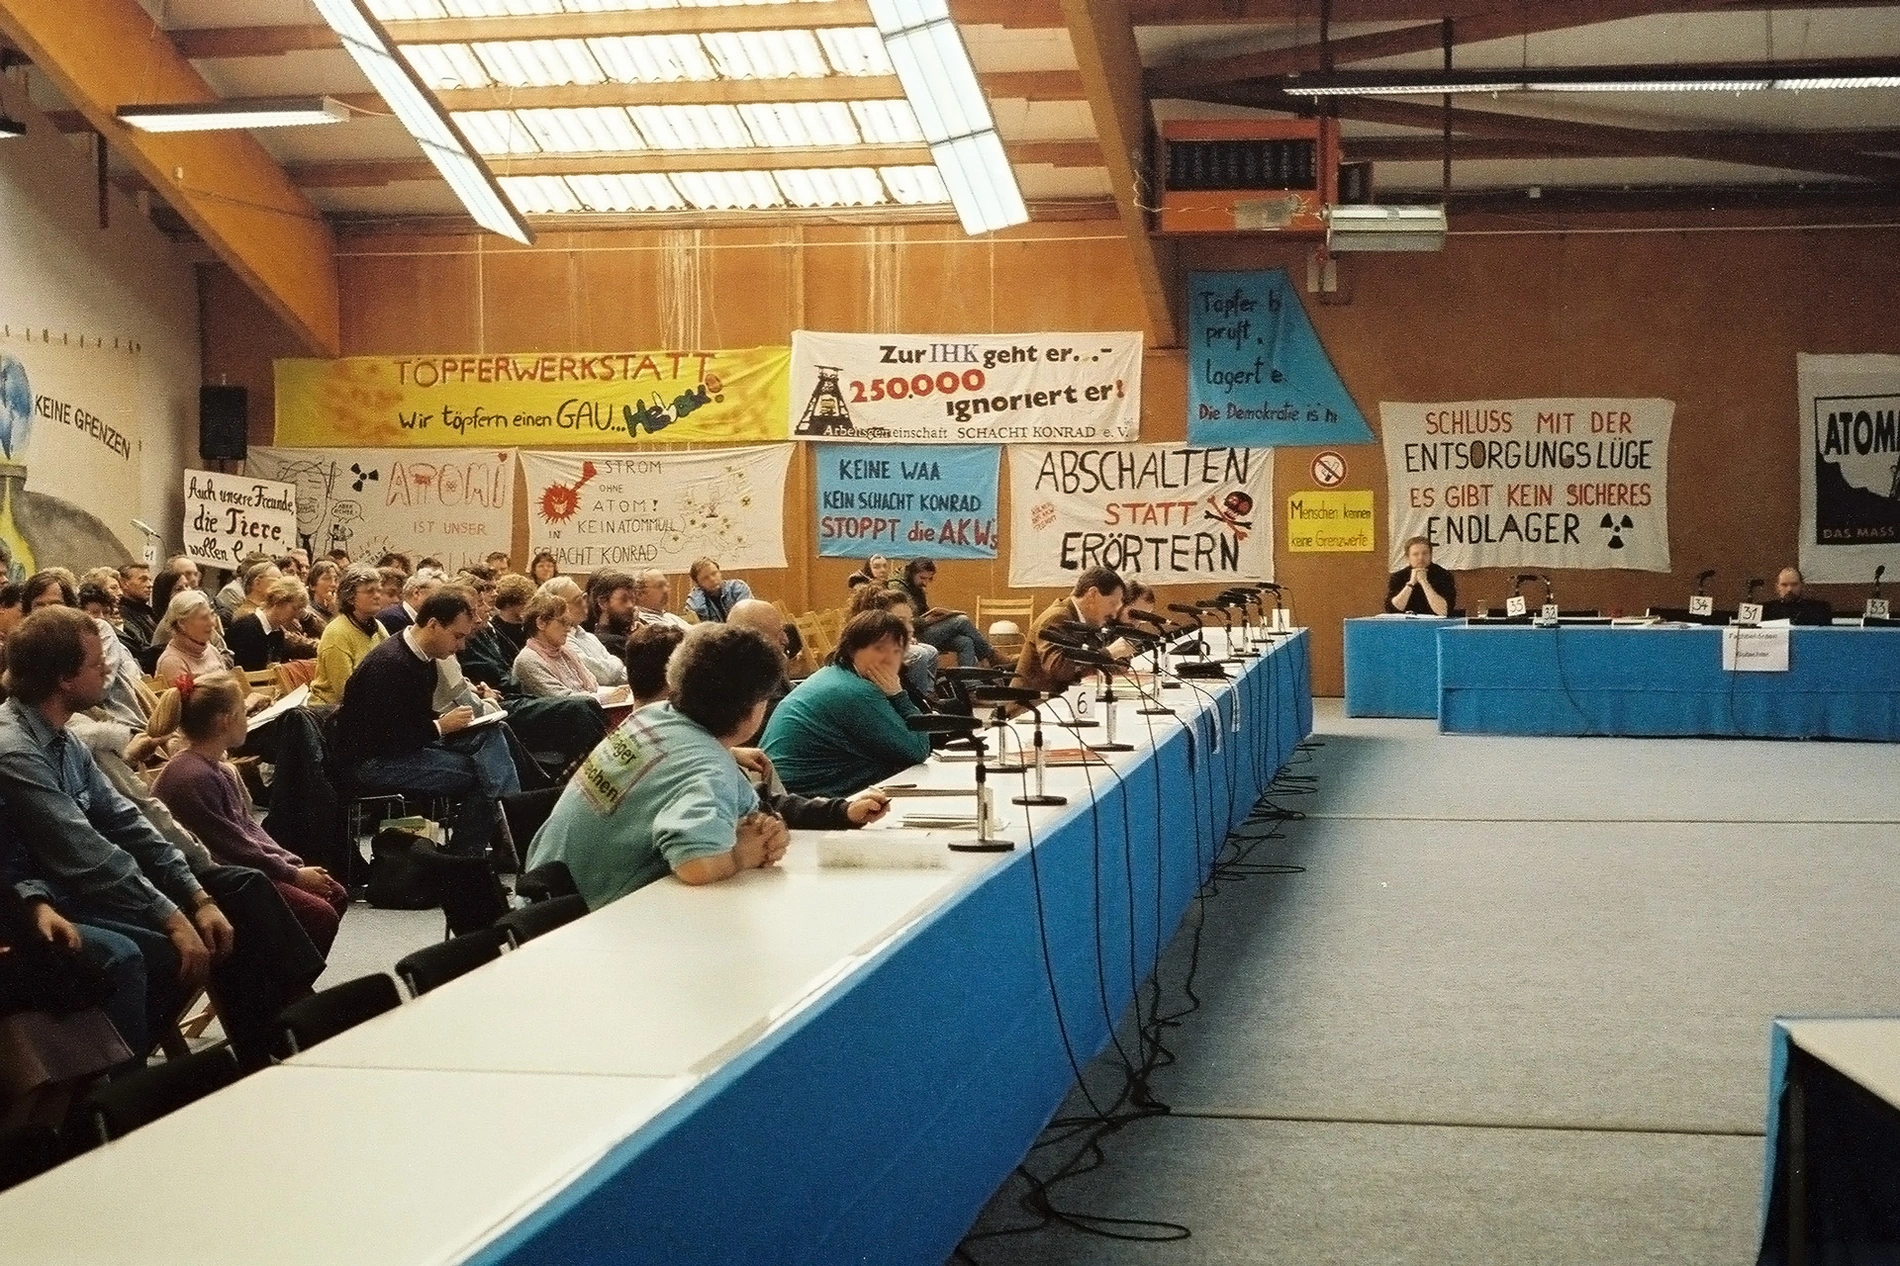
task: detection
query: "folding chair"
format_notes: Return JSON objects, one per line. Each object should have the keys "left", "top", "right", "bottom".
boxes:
{"left": 496, "top": 894, "right": 589, "bottom": 948}
{"left": 394, "top": 926, "right": 511, "bottom": 997}
{"left": 273, "top": 974, "right": 402, "bottom": 1059}
{"left": 82, "top": 1045, "right": 242, "bottom": 1146}
{"left": 515, "top": 859, "right": 580, "bottom": 905}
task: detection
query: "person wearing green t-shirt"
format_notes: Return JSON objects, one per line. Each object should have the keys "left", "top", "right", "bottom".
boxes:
{"left": 762, "top": 610, "right": 934, "bottom": 798}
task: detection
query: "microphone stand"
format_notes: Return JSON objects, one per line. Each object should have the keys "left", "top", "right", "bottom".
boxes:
{"left": 1222, "top": 595, "right": 1260, "bottom": 658}
{"left": 941, "top": 666, "right": 1024, "bottom": 773}
{"left": 1170, "top": 605, "right": 1228, "bottom": 679}
{"left": 1109, "top": 627, "right": 1176, "bottom": 716}
{"left": 1199, "top": 603, "right": 1246, "bottom": 664}
{"left": 971, "top": 686, "right": 1066, "bottom": 807}
{"left": 904, "top": 715, "right": 1013, "bottom": 852}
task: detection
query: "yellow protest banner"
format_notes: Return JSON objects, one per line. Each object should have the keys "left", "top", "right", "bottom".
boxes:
{"left": 1287, "top": 490, "right": 1375, "bottom": 552}
{"left": 273, "top": 347, "right": 791, "bottom": 448}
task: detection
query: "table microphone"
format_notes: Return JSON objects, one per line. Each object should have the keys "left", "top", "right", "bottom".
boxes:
{"left": 903, "top": 714, "right": 1012, "bottom": 851}
{"left": 1051, "top": 645, "right": 1135, "bottom": 751}
{"left": 1875, "top": 565, "right": 1886, "bottom": 598}
{"left": 1695, "top": 568, "right": 1716, "bottom": 595}
{"left": 1746, "top": 577, "right": 1764, "bottom": 601}
{"left": 970, "top": 685, "right": 1066, "bottom": 807}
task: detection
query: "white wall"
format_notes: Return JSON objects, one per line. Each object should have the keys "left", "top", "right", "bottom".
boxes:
{"left": 0, "top": 74, "right": 200, "bottom": 559}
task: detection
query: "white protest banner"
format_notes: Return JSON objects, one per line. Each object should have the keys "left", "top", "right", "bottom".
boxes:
{"left": 247, "top": 447, "right": 516, "bottom": 571}
{"left": 520, "top": 445, "right": 793, "bottom": 573}
{"left": 183, "top": 470, "right": 297, "bottom": 569}
{"left": 1796, "top": 353, "right": 1900, "bottom": 585}
{"left": 1382, "top": 398, "right": 1673, "bottom": 572}
{"left": 1007, "top": 444, "right": 1273, "bottom": 588}
{"left": 789, "top": 330, "right": 1142, "bottom": 443}
{"left": 0, "top": 332, "right": 143, "bottom": 574}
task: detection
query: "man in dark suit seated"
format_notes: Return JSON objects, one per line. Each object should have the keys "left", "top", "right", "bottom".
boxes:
{"left": 1762, "top": 566, "right": 1834, "bottom": 626}
{"left": 376, "top": 568, "right": 446, "bottom": 635}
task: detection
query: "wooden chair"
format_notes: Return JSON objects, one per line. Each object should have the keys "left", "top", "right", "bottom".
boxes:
{"left": 977, "top": 596, "right": 1036, "bottom": 631}
{"left": 243, "top": 669, "right": 282, "bottom": 701}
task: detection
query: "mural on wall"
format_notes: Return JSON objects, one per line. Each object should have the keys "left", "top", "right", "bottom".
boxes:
{"left": 0, "top": 332, "right": 142, "bottom": 580}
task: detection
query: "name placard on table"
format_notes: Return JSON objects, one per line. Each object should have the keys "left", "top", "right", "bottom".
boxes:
{"left": 1722, "top": 626, "right": 1791, "bottom": 672}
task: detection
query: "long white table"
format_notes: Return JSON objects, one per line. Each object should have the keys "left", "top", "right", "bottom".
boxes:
{"left": 0, "top": 634, "right": 1313, "bottom": 1266}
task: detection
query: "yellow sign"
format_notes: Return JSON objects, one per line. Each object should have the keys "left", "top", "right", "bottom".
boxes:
{"left": 1287, "top": 490, "right": 1375, "bottom": 552}
{"left": 273, "top": 347, "right": 791, "bottom": 448}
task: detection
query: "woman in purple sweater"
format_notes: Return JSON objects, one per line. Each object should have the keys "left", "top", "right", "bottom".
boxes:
{"left": 151, "top": 673, "right": 348, "bottom": 954}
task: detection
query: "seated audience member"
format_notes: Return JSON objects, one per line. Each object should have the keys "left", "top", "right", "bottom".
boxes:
{"left": 1387, "top": 536, "right": 1455, "bottom": 616}
{"left": 225, "top": 559, "right": 282, "bottom": 627}
{"left": 630, "top": 570, "right": 688, "bottom": 628}
{"left": 526, "top": 625, "right": 887, "bottom": 908}
{"left": 623, "top": 623, "right": 684, "bottom": 708}
{"left": 310, "top": 565, "right": 388, "bottom": 707}
{"left": 529, "top": 551, "right": 560, "bottom": 585}
{"left": 685, "top": 557, "right": 752, "bottom": 623}
{"left": 846, "top": 554, "right": 891, "bottom": 592}
{"left": 377, "top": 567, "right": 445, "bottom": 635}
{"left": 892, "top": 558, "right": 1006, "bottom": 668}
{"left": 585, "top": 570, "right": 639, "bottom": 658}
{"left": 724, "top": 599, "right": 794, "bottom": 736}
{"left": 80, "top": 569, "right": 138, "bottom": 655}
{"left": 150, "top": 674, "right": 347, "bottom": 954}
{"left": 1015, "top": 566, "right": 1135, "bottom": 697}
{"left": 416, "top": 556, "right": 444, "bottom": 573}
{"left": 1763, "top": 566, "right": 1834, "bottom": 625}
{"left": 326, "top": 548, "right": 351, "bottom": 567}
{"left": 513, "top": 593, "right": 628, "bottom": 703}
{"left": 0, "top": 850, "right": 136, "bottom": 1092}
{"left": 155, "top": 590, "right": 237, "bottom": 684}
{"left": 117, "top": 563, "right": 159, "bottom": 649}
{"left": 0, "top": 607, "right": 325, "bottom": 1067}
{"left": 538, "top": 577, "right": 627, "bottom": 687}
{"left": 763, "top": 610, "right": 933, "bottom": 797}
{"left": 485, "top": 551, "right": 512, "bottom": 573}
{"left": 148, "top": 556, "right": 199, "bottom": 630}
{"left": 281, "top": 548, "right": 310, "bottom": 581}
{"left": 213, "top": 555, "right": 265, "bottom": 623}
{"left": 490, "top": 573, "right": 535, "bottom": 659}
{"left": 453, "top": 571, "right": 514, "bottom": 692}
{"left": 30, "top": 572, "right": 154, "bottom": 730}
{"left": 331, "top": 589, "right": 521, "bottom": 857}
{"left": 852, "top": 587, "right": 940, "bottom": 701}
{"left": 225, "top": 576, "right": 316, "bottom": 672}
{"left": 0, "top": 583, "right": 22, "bottom": 646}
{"left": 302, "top": 560, "right": 341, "bottom": 634}
{"left": 376, "top": 551, "right": 413, "bottom": 577}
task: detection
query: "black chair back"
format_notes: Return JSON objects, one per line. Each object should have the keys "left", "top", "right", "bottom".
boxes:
{"left": 84, "top": 1045, "right": 242, "bottom": 1146}
{"left": 274, "top": 973, "right": 402, "bottom": 1059}
{"left": 497, "top": 893, "right": 589, "bottom": 947}
{"left": 500, "top": 787, "right": 563, "bottom": 854}
{"left": 395, "top": 926, "right": 510, "bottom": 997}
{"left": 0, "top": 1123, "right": 63, "bottom": 1191}
{"left": 515, "top": 860, "right": 580, "bottom": 905}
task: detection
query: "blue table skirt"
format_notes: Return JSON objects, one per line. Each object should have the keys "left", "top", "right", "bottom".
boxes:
{"left": 472, "top": 634, "right": 1314, "bottom": 1266}
{"left": 1344, "top": 616, "right": 1462, "bottom": 718}
{"left": 1437, "top": 626, "right": 1900, "bottom": 740}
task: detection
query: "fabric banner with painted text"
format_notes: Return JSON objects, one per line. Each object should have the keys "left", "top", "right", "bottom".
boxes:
{"left": 0, "top": 332, "right": 142, "bottom": 574}
{"left": 184, "top": 470, "right": 297, "bottom": 569}
{"left": 246, "top": 447, "right": 516, "bottom": 571}
{"left": 815, "top": 444, "right": 999, "bottom": 560}
{"left": 520, "top": 445, "right": 793, "bottom": 574}
{"left": 1796, "top": 353, "right": 1900, "bottom": 585}
{"left": 274, "top": 348, "right": 791, "bottom": 448}
{"left": 789, "top": 330, "right": 1141, "bottom": 443}
{"left": 1187, "top": 269, "right": 1374, "bottom": 448}
{"left": 1382, "top": 398, "right": 1673, "bottom": 572}
{"left": 1007, "top": 444, "right": 1273, "bottom": 588}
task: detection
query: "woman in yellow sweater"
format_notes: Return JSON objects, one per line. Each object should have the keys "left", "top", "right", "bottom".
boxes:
{"left": 309, "top": 565, "right": 389, "bottom": 706}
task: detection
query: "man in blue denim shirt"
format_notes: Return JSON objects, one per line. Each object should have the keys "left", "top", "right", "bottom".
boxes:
{"left": 0, "top": 607, "right": 323, "bottom": 1066}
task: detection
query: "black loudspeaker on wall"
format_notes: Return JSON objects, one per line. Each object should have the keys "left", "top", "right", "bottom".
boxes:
{"left": 199, "top": 385, "right": 249, "bottom": 461}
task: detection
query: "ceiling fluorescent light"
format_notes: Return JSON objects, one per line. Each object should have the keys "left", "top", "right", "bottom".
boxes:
{"left": 1326, "top": 204, "right": 1446, "bottom": 253}
{"left": 868, "top": 0, "right": 1026, "bottom": 235}
{"left": 306, "top": 0, "right": 533, "bottom": 245}
{"left": 1282, "top": 60, "right": 1900, "bottom": 97}
{"left": 115, "top": 97, "right": 349, "bottom": 132}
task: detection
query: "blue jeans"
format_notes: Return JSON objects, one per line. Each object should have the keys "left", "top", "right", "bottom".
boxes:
{"left": 918, "top": 614, "right": 995, "bottom": 667}
{"left": 72, "top": 921, "right": 163, "bottom": 1068}
{"left": 902, "top": 642, "right": 940, "bottom": 698}
{"left": 356, "top": 726, "right": 520, "bottom": 856}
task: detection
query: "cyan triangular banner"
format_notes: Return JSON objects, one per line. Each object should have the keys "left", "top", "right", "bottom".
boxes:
{"left": 1187, "top": 268, "right": 1374, "bottom": 448}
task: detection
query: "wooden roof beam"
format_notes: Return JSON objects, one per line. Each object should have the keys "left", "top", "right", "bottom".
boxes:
{"left": 0, "top": 0, "right": 339, "bottom": 355}
{"left": 1126, "top": 0, "right": 1897, "bottom": 21}
{"left": 331, "top": 70, "right": 1081, "bottom": 112}
{"left": 1346, "top": 128, "right": 1900, "bottom": 164}
{"left": 1062, "top": 0, "right": 1177, "bottom": 347}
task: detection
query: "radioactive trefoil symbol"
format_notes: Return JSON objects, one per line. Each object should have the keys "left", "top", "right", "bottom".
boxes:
{"left": 350, "top": 464, "right": 381, "bottom": 493}
{"left": 1600, "top": 514, "right": 1634, "bottom": 549}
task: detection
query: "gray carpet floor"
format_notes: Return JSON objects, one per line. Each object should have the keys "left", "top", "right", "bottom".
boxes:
{"left": 956, "top": 701, "right": 1900, "bottom": 1265}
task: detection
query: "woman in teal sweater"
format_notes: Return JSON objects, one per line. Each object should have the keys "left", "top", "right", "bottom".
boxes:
{"left": 762, "top": 610, "right": 934, "bottom": 797}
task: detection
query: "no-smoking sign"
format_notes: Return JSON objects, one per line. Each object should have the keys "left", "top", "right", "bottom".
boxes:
{"left": 1311, "top": 451, "right": 1347, "bottom": 487}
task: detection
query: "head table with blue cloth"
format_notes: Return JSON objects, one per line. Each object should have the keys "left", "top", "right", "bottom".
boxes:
{"left": 0, "top": 633, "right": 1313, "bottom": 1266}
{"left": 1756, "top": 1016, "right": 1900, "bottom": 1266}
{"left": 1436, "top": 624, "right": 1900, "bottom": 741}
{"left": 1343, "top": 614, "right": 1464, "bottom": 718}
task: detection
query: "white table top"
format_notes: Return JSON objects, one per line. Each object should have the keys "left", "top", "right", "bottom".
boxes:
{"left": 0, "top": 1064, "right": 692, "bottom": 1266}
{"left": 1780, "top": 1017, "right": 1900, "bottom": 1110}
